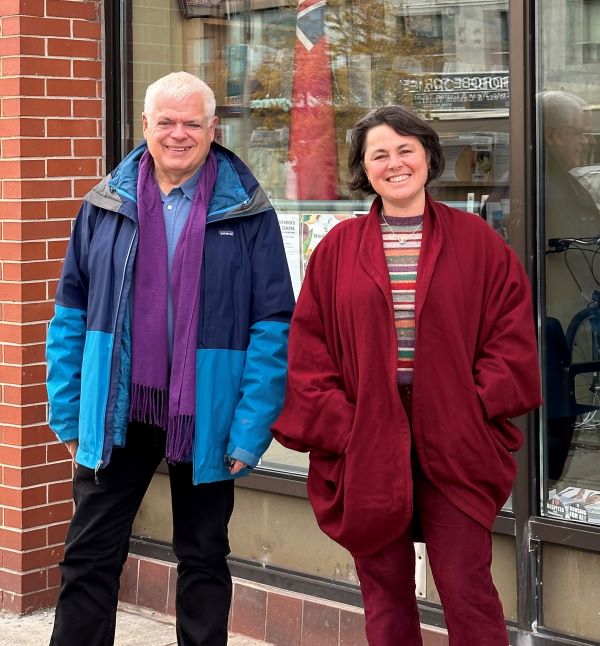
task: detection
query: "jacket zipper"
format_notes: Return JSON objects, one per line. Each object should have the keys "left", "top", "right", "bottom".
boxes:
{"left": 94, "top": 459, "right": 104, "bottom": 485}
{"left": 97, "top": 223, "right": 138, "bottom": 478}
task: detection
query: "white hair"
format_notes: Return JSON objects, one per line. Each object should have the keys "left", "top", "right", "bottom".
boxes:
{"left": 540, "top": 90, "right": 588, "bottom": 132}
{"left": 144, "top": 71, "right": 216, "bottom": 119}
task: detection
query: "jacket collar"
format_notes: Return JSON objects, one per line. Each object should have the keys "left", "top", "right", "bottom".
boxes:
{"left": 85, "top": 141, "right": 273, "bottom": 223}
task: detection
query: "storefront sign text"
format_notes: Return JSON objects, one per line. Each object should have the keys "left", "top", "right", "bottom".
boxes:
{"left": 399, "top": 73, "right": 510, "bottom": 111}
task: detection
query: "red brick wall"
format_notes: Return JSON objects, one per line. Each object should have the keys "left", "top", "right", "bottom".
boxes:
{"left": 0, "top": 0, "right": 102, "bottom": 614}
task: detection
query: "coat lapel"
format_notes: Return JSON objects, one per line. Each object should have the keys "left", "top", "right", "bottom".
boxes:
{"left": 358, "top": 197, "right": 394, "bottom": 314}
{"left": 415, "top": 193, "right": 443, "bottom": 327}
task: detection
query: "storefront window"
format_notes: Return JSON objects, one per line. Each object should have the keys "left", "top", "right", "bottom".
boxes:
{"left": 128, "top": 0, "right": 514, "bottom": 475}
{"left": 539, "top": 1, "right": 600, "bottom": 527}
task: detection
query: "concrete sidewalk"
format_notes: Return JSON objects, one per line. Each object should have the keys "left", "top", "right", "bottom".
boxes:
{"left": 0, "top": 603, "right": 271, "bottom": 645}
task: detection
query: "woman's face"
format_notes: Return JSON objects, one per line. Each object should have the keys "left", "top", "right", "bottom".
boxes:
{"left": 363, "top": 124, "right": 429, "bottom": 216}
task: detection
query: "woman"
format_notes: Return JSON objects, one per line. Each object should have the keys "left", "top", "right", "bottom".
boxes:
{"left": 272, "top": 106, "right": 542, "bottom": 645}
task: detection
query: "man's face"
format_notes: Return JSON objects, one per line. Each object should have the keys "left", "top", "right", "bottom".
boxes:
{"left": 547, "top": 111, "right": 592, "bottom": 171}
{"left": 142, "top": 92, "right": 217, "bottom": 188}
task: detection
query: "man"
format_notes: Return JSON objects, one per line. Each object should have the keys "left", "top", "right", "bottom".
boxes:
{"left": 541, "top": 90, "right": 599, "bottom": 481}
{"left": 46, "top": 71, "right": 294, "bottom": 646}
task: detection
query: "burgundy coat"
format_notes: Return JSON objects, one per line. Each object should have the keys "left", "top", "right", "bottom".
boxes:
{"left": 272, "top": 194, "right": 542, "bottom": 557}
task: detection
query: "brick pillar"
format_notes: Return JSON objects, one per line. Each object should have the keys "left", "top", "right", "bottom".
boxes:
{"left": 0, "top": 0, "right": 102, "bottom": 614}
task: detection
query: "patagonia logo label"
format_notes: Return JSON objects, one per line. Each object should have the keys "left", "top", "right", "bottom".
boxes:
{"left": 219, "top": 230, "right": 234, "bottom": 236}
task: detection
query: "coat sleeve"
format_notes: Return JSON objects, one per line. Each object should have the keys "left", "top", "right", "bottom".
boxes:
{"left": 473, "top": 240, "right": 542, "bottom": 420}
{"left": 226, "top": 209, "right": 295, "bottom": 467}
{"left": 271, "top": 239, "right": 356, "bottom": 455}
{"left": 46, "top": 204, "right": 92, "bottom": 442}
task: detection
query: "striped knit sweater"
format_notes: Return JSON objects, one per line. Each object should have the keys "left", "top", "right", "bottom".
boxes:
{"left": 380, "top": 213, "right": 423, "bottom": 385}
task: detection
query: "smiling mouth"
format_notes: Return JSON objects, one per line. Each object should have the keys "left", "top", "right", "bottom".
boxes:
{"left": 166, "top": 145, "right": 192, "bottom": 152}
{"left": 387, "top": 174, "right": 410, "bottom": 183}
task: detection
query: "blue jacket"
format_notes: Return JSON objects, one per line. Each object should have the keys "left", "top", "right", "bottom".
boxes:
{"left": 46, "top": 141, "right": 295, "bottom": 484}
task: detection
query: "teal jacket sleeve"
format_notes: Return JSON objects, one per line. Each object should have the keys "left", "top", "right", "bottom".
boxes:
{"left": 226, "top": 208, "right": 295, "bottom": 467}
{"left": 46, "top": 205, "right": 91, "bottom": 442}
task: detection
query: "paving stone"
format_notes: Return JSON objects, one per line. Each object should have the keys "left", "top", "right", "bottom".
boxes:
{"left": 0, "top": 605, "right": 271, "bottom": 645}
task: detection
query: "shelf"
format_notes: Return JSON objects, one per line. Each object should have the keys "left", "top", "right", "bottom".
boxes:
{"left": 433, "top": 180, "right": 508, "bottom": 187}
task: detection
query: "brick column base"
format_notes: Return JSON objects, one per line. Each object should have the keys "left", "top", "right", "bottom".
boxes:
{"left": 0, "top": 0, "right": 102, "bottom": 614}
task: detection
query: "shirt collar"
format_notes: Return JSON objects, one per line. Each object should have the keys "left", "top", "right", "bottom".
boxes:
{"left": 180, "top": 163, "right": 204, "bottom": 200}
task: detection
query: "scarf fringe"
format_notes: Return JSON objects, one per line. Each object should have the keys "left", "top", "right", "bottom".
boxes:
{"left": 130, "top": 383, "right": 169, "bottom": 430}
{"left": 166, "top": 414, "right": 195, "bottom": 462}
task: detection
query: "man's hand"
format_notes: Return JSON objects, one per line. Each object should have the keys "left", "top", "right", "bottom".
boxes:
{"left": 65, "top": 440, "right": 78, "bottom": 462}
{"left": 228, "top": 459, "right": 248, "bottom": 475}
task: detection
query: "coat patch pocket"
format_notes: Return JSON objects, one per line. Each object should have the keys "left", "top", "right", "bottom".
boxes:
{"left": 308, "top": 451, "right": 345, "bottom": 497}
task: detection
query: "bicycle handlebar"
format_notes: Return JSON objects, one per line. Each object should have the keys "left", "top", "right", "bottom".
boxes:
{"left": 547, "top": 236, "right": 600, "bottom": 253}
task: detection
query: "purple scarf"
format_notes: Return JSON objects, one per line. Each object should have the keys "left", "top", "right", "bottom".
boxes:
{"left": 130, "top": 149, "right": 217, "bottom": 461}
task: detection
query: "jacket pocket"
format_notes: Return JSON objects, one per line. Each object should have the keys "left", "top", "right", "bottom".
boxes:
{"left": 473, "top": 383, "right": 523, "bottom": 453}
{"left": 484, "top": 416, "right": 523, "bottom": 453}
{"left": 308, "top": 451, "right": 345, "bottom": 499}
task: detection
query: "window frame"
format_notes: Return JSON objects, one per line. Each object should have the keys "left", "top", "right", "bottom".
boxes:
{"left": 105, "top": 2, "right": 600, "bottom": 641}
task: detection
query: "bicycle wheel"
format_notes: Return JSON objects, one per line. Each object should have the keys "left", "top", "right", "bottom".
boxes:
{"left": 566, "top": 308, "right": 600, "bottom": 429}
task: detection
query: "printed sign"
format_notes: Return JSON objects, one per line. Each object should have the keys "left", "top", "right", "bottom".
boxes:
{"left": 399, "top": 73, "right": 509, "bottom": 111}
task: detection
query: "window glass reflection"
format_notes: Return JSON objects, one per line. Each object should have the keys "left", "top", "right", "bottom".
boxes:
{"left": 130, "top": 0, "right": 513, "bottom": 475}
{"left": 540, "top": 2, "right": 600, "bottom": 525}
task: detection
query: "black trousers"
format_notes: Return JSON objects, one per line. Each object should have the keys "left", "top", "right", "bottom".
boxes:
{"left": 49, "top": 423, "right": 235, "bottom": 646}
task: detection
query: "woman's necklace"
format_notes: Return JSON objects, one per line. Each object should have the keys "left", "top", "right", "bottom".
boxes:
{"left": 381, "top": 213, "right": 423, "bottom": 245}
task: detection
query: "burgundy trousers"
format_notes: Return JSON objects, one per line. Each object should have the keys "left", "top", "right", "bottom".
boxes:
{"left": 354, "top": 472, "right": 508, "bottom": 646}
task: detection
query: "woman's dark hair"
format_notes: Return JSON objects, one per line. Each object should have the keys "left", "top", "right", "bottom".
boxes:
{"left": 348, "top": 105, "right": 445, "bottom": 194}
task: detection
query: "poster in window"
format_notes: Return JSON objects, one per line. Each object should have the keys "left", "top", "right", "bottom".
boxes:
{"left": 277, "top": 213, "right": 356, "bottom": 299}
{"left": 547, "top": 486, "right": 600, "bottom": 526}
{"left": 277, "top": 214, "right": 303, "bottom": 299}
{"left": 302, "top": 213, "right": 355, "bottom": 275}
